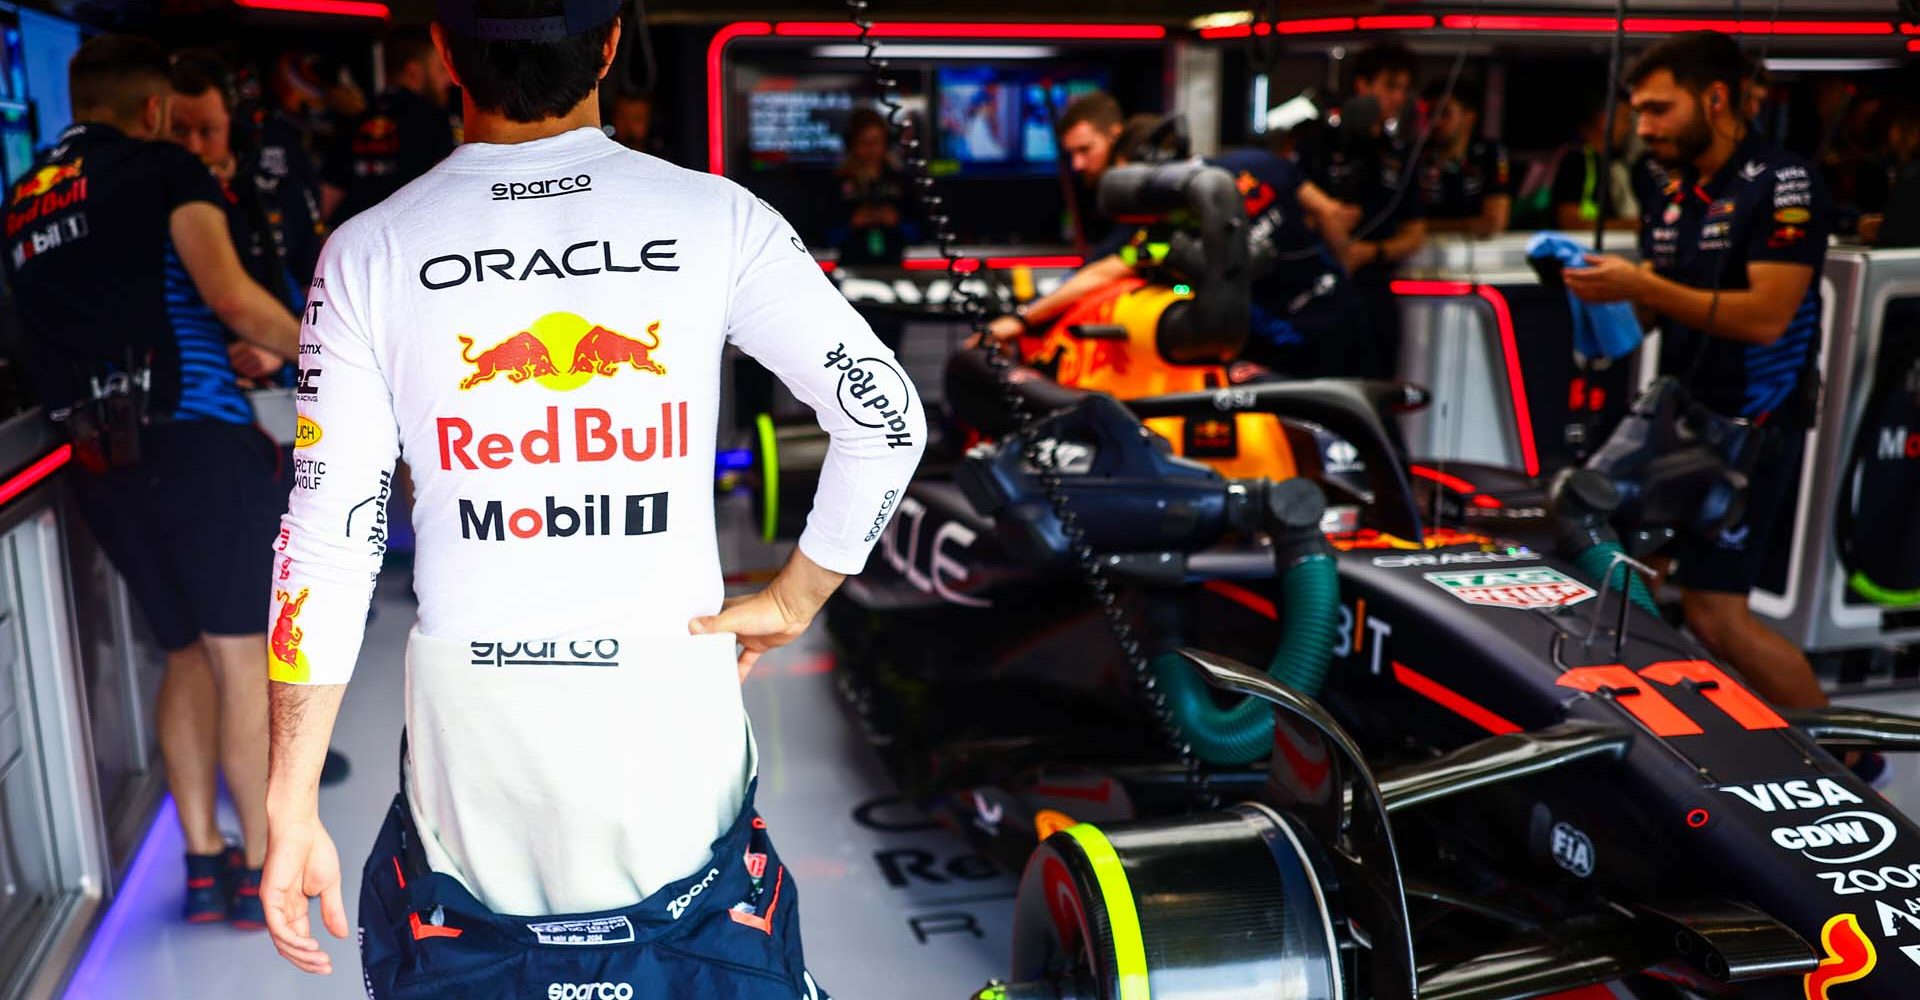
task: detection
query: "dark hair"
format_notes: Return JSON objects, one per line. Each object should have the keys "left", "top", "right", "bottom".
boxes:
{"left": 1625, "top": 31, "right": 1745, "bottom": 103}
{"left": 1112, "top": 113, "right": 1161, "bottom": 163}
{"left": 844, "top": 108, "right": 888, "bottom": 147}
{"left": 384, "top": 25, "right": 438, "bottom": 80}
{"left": 1352, "top": 43, "right": 1415, "bottom": 85}
{"left": 1057, "top": 90, "right": 1122, "bottom": 136}
{"left": 1425, "top": 79, "right": 1481, "bottom": 116}
{"left": 70, "top": 34, "right": 170, "bottom": 123}
{"left": 439, "top": 1, "right": 616, "bottom": 123}
{"left": 170, "top": 48, "right": 235, "bottom": 110}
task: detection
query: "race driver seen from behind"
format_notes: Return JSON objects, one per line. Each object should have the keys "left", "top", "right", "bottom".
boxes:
{"left": 257, "top": 2, "right": 923, "bottom": 996}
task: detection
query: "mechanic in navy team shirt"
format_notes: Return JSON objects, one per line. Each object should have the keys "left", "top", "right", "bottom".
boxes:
{"left": 1566, "top": 32, "right": 1833, "bottom": 713}
{"left": 1295, "top": 43, "right": 1427, "bottom": 378}
{"left": 1208, "top": 145, "right": 1366, "bottom": 376}
{"left": 170, "top": 49, "right": 325, "bottom": 379}
{"left": 2, "top": 34, "right": 302, "bottom": 928}
{"left": 985, "top": 120, "right": 1361, "bottom": 377}
{"left": 1417, "top": 80, "right": 1512, "bottom": 238}
{"left": 319, "top": 25, "right": 456, "bottom": 225}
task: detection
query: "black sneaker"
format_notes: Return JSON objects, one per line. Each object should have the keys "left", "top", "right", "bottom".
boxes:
{"left": 224, "top": 847, "right": 267, "bottom": 930}
{"left": 184, "top": 851, "right": 229, "bottom": 924}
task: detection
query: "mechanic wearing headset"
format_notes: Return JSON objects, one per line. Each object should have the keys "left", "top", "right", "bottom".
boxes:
{"left": 986, "top": 117, "right": 1360, "bottom": 377}
{"left": 1566, "top": 32, "right": 1833, "bottom": 716}
{"left": 257, "top": 0, "right": 921, "bottom": 995}
{"left": 169, "top": 49, "right": 325, "bottom": 383}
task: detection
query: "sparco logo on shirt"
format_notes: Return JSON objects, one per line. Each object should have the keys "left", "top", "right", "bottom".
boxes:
{"left": 667, "top": 867, "right": 719, "bottom": 919}
{"left": 548, "top": 984, "right": 632, "bottom": 1000}
{"left": 493, "top": 173, "right": 591, "bottom": 201}
{"left": 459, "top": 492, "right": 669, "bottom": 540}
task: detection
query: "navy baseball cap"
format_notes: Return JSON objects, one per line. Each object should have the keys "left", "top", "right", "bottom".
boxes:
{"left": 436, "top": 0, "right": 623, "bottom": 41}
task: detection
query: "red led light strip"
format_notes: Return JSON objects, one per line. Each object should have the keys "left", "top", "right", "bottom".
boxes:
{"left": 1391, "top": 281, "right": 1538, "bottom": 477}
{"left": 775, "top": 22, "right": 1164, "bottom": 40}
{"left": 822, "top": 255, "right": 1083, "bottom": 274}
{"left": 709, "top": 22, "right": 1163, "bottom": 175}
{"left": 1357, "top": 15, "right": 1437, "bottom": 30}
{"left": 1233, "top": 14, "right": 1911, "bottom": 38}
{"left": 707, "top": 22, "right": 772, "bottom": 174}
{"left": 0, "top": 445, "right": 71, "bottom": 508}
{"left": 233, "top": 0, "right": 388, "bottom": 15}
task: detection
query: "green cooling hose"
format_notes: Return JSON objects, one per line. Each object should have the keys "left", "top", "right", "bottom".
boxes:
{"left": 1151, "top": 552, "right": 1340, "bottom": 767}
{"left": 1573, "top": 540, "right": 1658, "bottom": 617}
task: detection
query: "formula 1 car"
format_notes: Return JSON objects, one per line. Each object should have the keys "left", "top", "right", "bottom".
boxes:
{"left": 832, "top": 368, "right": 1920, "bottom": 1000}
{"left": 750, "top": 160, "right": 1920, "bottom": 998}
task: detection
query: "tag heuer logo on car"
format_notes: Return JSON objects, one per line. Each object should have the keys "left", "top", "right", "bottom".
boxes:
{"left": 1424, "top": 567, "right": 1597, "bottom": 609}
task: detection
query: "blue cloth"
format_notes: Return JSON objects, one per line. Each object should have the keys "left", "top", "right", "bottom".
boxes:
{"left": 1528, "top": 232, "right": 1644, "bottom": 361}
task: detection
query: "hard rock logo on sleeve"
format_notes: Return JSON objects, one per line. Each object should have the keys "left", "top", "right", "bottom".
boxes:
{"left": 823, "top": 342, "right": 914, "bottom": 448}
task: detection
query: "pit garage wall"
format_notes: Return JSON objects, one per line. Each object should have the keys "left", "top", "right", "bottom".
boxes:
{"left": 0, "top": 413, "right": 172, "bottom": 1000}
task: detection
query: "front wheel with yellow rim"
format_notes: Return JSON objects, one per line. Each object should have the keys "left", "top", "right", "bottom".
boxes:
{"left": 981, "top": 803, "right": 1346, "bottom": 1000}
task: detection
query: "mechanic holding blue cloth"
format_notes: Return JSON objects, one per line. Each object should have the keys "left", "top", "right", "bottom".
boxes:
{"left": 1566, "top": 32, "right": 1833, "bottom": 717}
{"left": 256, "top": 0, "right": 924, "bottom": 995}
{"left": 1527, "top": 233, "right": 1643, "bottom": 361}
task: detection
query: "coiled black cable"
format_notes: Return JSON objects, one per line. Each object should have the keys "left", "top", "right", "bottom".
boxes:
{"left": 845, "top": 0, "right": 1214, "bottom": 803}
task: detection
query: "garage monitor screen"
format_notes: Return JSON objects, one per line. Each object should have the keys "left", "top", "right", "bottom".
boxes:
{"left": 934, "top": 67, "right": 1108, "bottom": 175}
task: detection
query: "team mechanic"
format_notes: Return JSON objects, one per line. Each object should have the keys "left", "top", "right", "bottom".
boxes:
{"left": 256, "top": 1, "right": 925, "bottom": 996}
{"left": 1566, "top": 33, "right": 1834, "bottom": 717}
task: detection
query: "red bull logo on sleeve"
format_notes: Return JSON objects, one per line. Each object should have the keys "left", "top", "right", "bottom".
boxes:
{"left": 457, "top": 314, "right": 665, "bottom": 392}
{"left": 269, "top": 588, "right": 311, "bottom": 683}
{"left": 1805, "top": 912, "right": 1877, "bottom": 1000}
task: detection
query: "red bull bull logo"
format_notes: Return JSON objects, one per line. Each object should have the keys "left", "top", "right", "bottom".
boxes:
{"left": 457, "top": 314, "right": 665, "bottom": 392}
{"left": 459, "top": 332, "right": 558, "bottom": 389}
{"left": 12, "top": 159, "right": 82, "bottom": 201}
{"left": 269, "top": 588, "right": 310, "bottom": 683}
{"left": 1805, "top": 913, "right": 1877, "bottom": 1000}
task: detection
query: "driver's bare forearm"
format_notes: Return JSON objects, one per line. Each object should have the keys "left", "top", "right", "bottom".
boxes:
{"left": 267, "top": 682, "right": 346, "bottom": 820}
{"left": 1026, "top": 255, "right": 1132, "bottom": 325}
